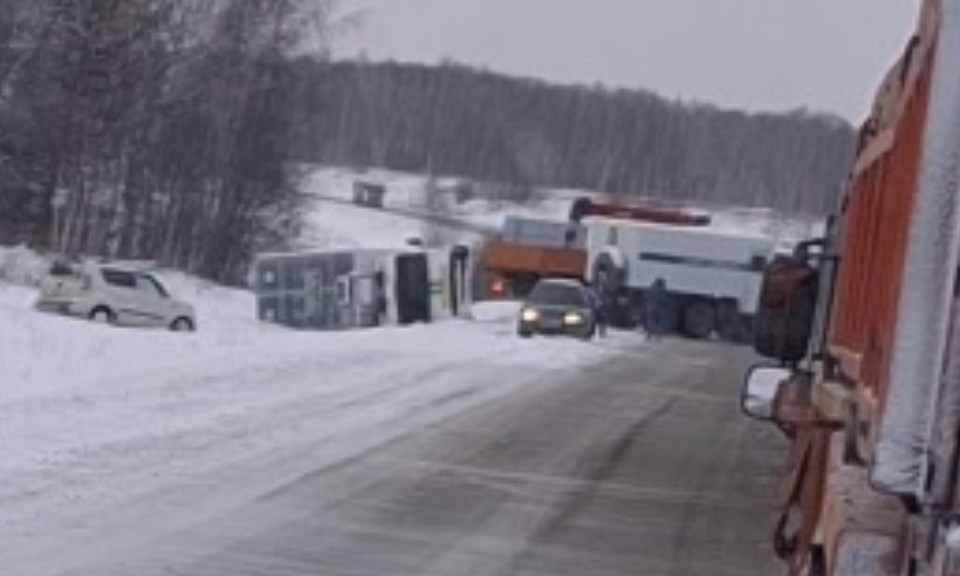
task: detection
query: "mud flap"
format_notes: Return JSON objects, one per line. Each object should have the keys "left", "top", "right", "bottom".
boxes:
{"left": 774, "top": 427, "right": 832, "bottom": 576}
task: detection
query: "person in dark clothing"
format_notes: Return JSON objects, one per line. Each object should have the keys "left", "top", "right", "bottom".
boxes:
{"left": 644, "top": 278, "right": 668, "bottom": 341}
{"left": 588, "top": 285, "right": 608, "bottom": 338}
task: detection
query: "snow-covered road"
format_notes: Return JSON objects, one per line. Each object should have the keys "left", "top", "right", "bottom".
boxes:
{"left": 0, "top": 279, "right": 614, "bottom": 576}
{"left": 1, "top": 265, "right": 784, "bottom": 576}
{"left": 7, "top": 337, "right": 783, "bottom": 576}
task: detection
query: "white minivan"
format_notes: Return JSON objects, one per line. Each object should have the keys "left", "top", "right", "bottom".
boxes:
{"left": 35, "top": 261, "right": 196, "bottom": 331}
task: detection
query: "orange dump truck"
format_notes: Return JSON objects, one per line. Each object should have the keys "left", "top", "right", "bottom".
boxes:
{"left": 480, "top": 216, "right": 586, "bottom": 298}
{"left": 482, "top": 240, "right": 586, "bottom": 298}
{"left": 742, "top": 1, "right": 960, "bottom": 574}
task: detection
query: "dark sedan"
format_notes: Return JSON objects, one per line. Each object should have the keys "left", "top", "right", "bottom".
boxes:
{"left": 517, "top": 279, "right": 597, "bottom": 340}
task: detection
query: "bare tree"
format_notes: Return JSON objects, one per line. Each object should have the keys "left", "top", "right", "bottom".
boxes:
{"left": 291, "top": 60, "right": 853, "bottom": 215}
{"left": 0, "top": 0, "right": 338, "bottom": 282}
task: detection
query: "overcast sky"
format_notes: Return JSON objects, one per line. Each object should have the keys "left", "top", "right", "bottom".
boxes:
{"left": 334, "top": 0, "right": 919, "bottom": 121}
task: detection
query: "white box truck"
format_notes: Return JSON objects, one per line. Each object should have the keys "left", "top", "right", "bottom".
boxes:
{"left": 584, "top": 218, "right": 777, "bottom": 341}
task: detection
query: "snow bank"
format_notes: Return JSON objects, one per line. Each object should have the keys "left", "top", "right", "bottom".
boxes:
{"left": 0, "top": 245, "right": 48, "bottom": 287}
{"left": 0, "top": 273, "right": 600, "bottom": 397}
{"left": 0, "top": 264, "right": 613, "bottom": 574}
{"left": 470, "top": 300, "right": 523, "bottom": 324}
{"left": 300, "top": 165, "right": 431, "bottom": 209}
{"left": 298, "top": 197, "right": 436, "bottom": 250}
{"left": 297, "top": 166, "right": 574, "bottom": 250}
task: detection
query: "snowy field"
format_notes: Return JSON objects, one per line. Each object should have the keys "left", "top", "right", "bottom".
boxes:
{"left": 299, "top": 166, "right": 574, "bottom": 220}
{"left": 298, "top": 166, "right": 821, "bottom": 253}
{"left": 0, "top": 252, "right": 620, "bottom": 575}
{"left": 296, "top": 167, "right": 573, "bottom": 251}
{"left": 0, "top": 165, "right": 816, "bottom": 574}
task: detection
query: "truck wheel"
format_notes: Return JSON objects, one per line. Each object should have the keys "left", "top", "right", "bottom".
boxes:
{"left": 644, "top": 299, "right": 678, "bottom": 336}
{"left": 718, "top": 303, "right": 752, "bottom": 343}
{"left": 682, "top": 300, "right": 715, "bottom": 339}
{"left": 732, "top": 316, "right": 755, "bottom": 343}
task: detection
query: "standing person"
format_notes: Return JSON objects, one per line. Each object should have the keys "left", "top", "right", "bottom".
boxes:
{"left": 645, "top": 278, "right": 668, "bottom": 341}
{"left": 589, "top": 284, "right": 608, "bottom": 338}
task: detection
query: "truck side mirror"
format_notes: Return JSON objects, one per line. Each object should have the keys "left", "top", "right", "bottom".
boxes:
{"left": 741, "top": 365, "right": 792, "bottom": 421}
{"left": 792, "top": 238, "right": 826, "bottom": 263}
{"left": 753, "top": 255, "right": 819, "bottom": 363}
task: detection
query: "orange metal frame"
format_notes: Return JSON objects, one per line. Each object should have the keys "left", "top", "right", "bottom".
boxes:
{"left": 482, "top": 241, "right": 587, "bottom": 279}
{"left": 828, "top": 3, "right": 940, "bottom": 414}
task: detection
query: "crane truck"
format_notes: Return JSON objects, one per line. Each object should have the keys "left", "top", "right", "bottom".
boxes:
{"left": 585, "top": 218, "right": 776, "bottom": 341}
{"left": 742, "top": 1, "right": 960, "bottom": 574}
{"left": 478, "top": 198, "right": 710, "bottom": 304}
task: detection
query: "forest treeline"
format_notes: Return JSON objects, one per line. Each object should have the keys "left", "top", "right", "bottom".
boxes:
{"left": 288, "top": 60, "right": 855, "bottom": 213}
{"left": 0, "top": 1, "right": 854, "bottom": 281}
{"left": 0, "top": 0, "right": 322, "bottom": 280}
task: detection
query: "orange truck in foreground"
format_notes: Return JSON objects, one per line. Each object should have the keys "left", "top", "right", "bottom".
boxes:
{"left": 743, "top": 1, "right": 960, "bottom": 574}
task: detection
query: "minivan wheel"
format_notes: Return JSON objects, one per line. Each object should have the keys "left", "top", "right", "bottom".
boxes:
{"left": 585, "top": 322, "right": 598, "bottom": 340}
{"left": 89, "top": 307, "right": 116, "bottom": 325}
{"left": 170, "top": 317, "right": 195, "bottom": 332}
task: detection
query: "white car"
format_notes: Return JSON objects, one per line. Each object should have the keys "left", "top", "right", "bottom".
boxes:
{"left": 35, "top": 261, "right": 196, "bottom": 331}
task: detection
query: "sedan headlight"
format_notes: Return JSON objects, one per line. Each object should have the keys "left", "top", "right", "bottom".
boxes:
{"left": 563, "top": 312, "right": 585, "bottom": 326}
{"left": 521, "top": 308, "right": 539, "bottom": 322}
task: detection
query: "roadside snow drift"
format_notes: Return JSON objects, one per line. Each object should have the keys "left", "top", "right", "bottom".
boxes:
{"left": 0, "top": 274, "right": 611, "bottom": 576}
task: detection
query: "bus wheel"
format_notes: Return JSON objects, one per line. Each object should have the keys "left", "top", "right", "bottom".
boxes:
{"left": 682, "top": 300, "right": 715, "bottom": 339}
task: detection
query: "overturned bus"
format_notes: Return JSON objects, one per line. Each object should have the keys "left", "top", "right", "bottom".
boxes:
{"left": 252, "top": 249, "right": 431, "bottom": 330}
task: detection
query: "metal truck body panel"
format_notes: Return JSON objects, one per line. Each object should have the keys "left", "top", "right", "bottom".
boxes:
{"left": 746, "top": 2, "right": 960, "bottom": 573}
{"left": 584, "top": 218, "right": 776, "bottom": 314}
{"left": 253, "top": 249, "right": 431, "bottom": 330}
{"left": 482, "top": 240, "right": 586, "bottom": 279}
{"left": 874, "top": 0, "right": 960, "bottom": 497}
{"left": 480, "top": 204, "right": 713, "bottom": 300}
{"left": 479, "top": 217, "right": 588, "bottom": 298}
{"left": 501, "top": 216, "right": 586, "bottom": 249}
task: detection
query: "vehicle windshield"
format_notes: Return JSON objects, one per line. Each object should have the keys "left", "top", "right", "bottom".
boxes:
{"left": 48, "top": 259, "right": 78, "bottom": 277}
{"left": 140, "top": 274, "right": 169, "bottom": 298}
{"left": 528, "top": 282, "right": 586, "bottom": 307}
